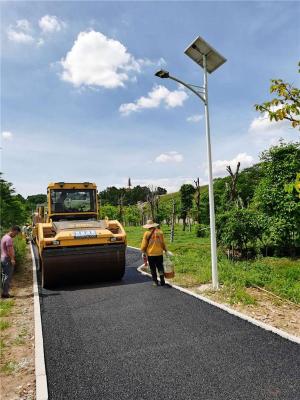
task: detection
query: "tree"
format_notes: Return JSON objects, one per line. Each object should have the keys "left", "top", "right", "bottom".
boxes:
{"left": 146, "top": 186, "right": 161, "bottom": 221}
{"left": 216, "top": 209, "right": 264, "bottom": 257}
{"left": 255, "top": 62, "right": 300, "bottom": 129}
{"left": 179, "top": 184, "right": 195, "bottom": 231}
{"left": 253, "top": 141, "right": 300, "bottom": 256}
{"left": 99, "top": 204, "right": 119, "bottom": 220}
{"left": 226, "top": 162, "right": 241, "bottom": 204}
{"left": 124, "top": 205, "right": 140, "bottom": 226}
{"left": 26, "top": 194, "right": 47, "bottom": 213}
{"left": 193, "top": 178, "right": 201, "bottom": 224}
{"left": 0, "top": 174, "right": 28, "bottom": 229}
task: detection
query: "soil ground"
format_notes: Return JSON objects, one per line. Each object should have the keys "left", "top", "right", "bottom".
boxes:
{"left": 0, "top": 248, "right": 35, "bottom": 400}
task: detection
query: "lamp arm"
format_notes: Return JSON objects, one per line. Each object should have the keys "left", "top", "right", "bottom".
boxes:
{"left": 168, "top": 75, "right": 205, "bottom": 103}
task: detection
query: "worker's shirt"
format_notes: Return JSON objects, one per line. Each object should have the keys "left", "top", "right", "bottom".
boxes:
{"left": 1, "top": 234, "right": 14, "bottom": 262}
{"left": 141, "top": 229, "right": 167, "bottom": 256}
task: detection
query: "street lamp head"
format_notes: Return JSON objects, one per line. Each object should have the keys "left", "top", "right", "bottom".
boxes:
{"left": 155, "top": 69, "right": 169, "bottom": 79}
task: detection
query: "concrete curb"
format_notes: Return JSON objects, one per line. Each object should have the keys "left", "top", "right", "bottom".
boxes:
{"left": 136, "top": 262, "right": 300, "bottom": 345}
{"left": 30, "top": 243, "right": 48, "bottom": 400}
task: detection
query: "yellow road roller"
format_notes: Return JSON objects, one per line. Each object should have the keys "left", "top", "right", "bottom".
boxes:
{"left": 34, "top": 182, "right": 126, "bottom": 288}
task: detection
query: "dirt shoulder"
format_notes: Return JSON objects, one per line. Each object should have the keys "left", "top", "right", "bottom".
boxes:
{"left": 0, "top": 247, "right": 35, "bottom": 400}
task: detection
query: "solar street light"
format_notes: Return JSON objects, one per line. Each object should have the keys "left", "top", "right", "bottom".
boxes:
{"left": 155, "top": 36, "right": 226, "bottom": 290}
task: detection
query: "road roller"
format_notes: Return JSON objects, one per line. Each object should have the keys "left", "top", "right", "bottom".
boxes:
{"left": 33, "top": 182, "right": 126, "bottom": 288}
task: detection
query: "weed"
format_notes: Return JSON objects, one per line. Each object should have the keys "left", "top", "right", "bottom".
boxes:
{"left": 0, "top": 338, "right": 5, "bottom": 351}
{"left": 0, "top": 320, "right": 11, "bottom": 331}
{"left": 1, "top": 361, "right": 18, "bottom": 374}
{"left": 0, "top": 299, "right": 14, "bottom": 317}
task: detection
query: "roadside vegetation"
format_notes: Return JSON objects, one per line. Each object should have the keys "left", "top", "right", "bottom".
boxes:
{"left": 126, "top": 224, "right": 300, "bottom": 305}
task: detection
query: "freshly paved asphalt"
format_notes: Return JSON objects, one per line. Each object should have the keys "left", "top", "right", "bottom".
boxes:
{"left": 37, "top": 247, "right": 300, "bottom": 400}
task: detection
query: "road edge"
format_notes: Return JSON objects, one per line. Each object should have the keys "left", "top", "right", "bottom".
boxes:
{"left": 128, "top": 247, "right": 300, "bottom": 345}
{"left": 30, "top": 242, "right": 49, "bottom": 400}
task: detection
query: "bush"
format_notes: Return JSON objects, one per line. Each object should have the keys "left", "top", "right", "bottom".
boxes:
{"left": 196, "top": 224, "right": 209, "bottom": 238}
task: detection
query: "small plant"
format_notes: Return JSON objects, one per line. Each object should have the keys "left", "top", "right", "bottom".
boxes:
{"left": 1, "top": 360, "right": 18, "bottom": 374}
{"left": 0, "top": 299, "right": 14, "bottom": 317}
{"left": 0, "top": 320, "right": 11, "bottom": 331}
{"left": 223, "top": 284, "right": 257, "bottom": 305}
{"left": 14, "top": 236, "right": 27, "bottom": 267}
{"left": 0, "top": 338, "right": 6, "bottom": 350}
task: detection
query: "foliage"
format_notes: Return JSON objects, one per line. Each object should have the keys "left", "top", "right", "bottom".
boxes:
{"left": 99, "top": 204, "right": 119, "bottom": 220}
{"left": 100, "top": 185, "right": 167, "bottom": 206}
{"left": 253, "top": 141, "right": 300, "bottom": 255}
{"left": 124, "top": 205, "right": 141, "bottom": 226}
{"left": 126, "top": 225, "right": 300, "bottom": 304}
{"left": 14, "top": 236, "right": 27, "bottom": 267}
{"left": 255, "top": 62, "right": 300, "bottom": 129}
{"left": 0, "top": 174, "right": 27, "bottom": 230}
{"left": 216, "top": 209, "right": 264, "bottom": 255}
{"left": 179, "top": 184, "right": 195, "bottom": 230}
{"left": 26, "top": 194, "right": 47, "bottom": 212}
{"left": 196, "top": 224, "right": 209, "bottom": 238}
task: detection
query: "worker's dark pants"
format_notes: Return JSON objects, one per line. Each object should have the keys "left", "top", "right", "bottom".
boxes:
{"left": 148, "top": 255, "right": 165, "bottom": 285}
{"left": 1, "top": 258, "right": 14, "bottom": 296}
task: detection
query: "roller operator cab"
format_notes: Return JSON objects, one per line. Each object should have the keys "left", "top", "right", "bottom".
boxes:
{"left": 35, "top": 182, "right": 127, "bottom": 288}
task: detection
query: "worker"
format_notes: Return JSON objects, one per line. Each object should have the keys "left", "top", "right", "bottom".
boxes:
{"left": 1, "top": 226, "right": 21, "bottom": 298}
{"left": 141, "top": 220, "right": 168, "bottom": 286}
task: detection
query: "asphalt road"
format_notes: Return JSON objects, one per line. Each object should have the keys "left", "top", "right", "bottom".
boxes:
{"left": 37, "top": 247, "right": 300, "bottom": 400}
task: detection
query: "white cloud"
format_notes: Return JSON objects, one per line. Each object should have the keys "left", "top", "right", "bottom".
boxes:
{"left": 39, "top": 15, "right": 66, "bottom": 33}
{"left": 155, "top": 151, "right": 183, "bottom": 163}
{"left": 211, "top": 152, "right": 254, "bottom": 177}
{"left": 248, "top": 107, "right": 295, "bottom": 144}
{"left": 187, "top": 114, "right": 203, "bottom": 123}
{"left": 119, "top": 85, "right": 188, "bottom": 115}
{"left": 16, "top": 19, "right": 31, "bottom": 32}
{"left": 2, "top": 131, "right": 13, "bottom": 140}
{"left": 7, "top": 19, "right": 34, "bottom": 43}
{"left": 60, "top": 30, "right": 143, "bottom": 89}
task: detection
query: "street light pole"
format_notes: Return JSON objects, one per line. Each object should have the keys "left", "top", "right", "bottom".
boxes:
{"left": 203, "top": 54, "right": 218, "bottom": 289}
{"left": 155, "top": 36, "right": 226, "bottom": 291}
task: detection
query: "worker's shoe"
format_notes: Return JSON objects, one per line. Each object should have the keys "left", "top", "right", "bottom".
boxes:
{"left": 1, "top": 294, "right": 13, "bottom": 299}
{"left": 152, "top": 281, "right": 158, "bottom": 287}
{"left": 160, "top": 276, "right": 165, "bottom": 286}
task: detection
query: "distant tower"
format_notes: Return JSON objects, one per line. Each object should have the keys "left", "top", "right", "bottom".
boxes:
{"left": 128, "top": 177, "right": 132, "bottom": 190}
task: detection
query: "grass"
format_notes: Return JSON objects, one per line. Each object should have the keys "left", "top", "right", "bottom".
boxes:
{"left": 0, "top": 299, "right": 14, "bottom": 317}
{"left": 0, "top": 339, "right": 5, "bottom": 351}
{"left": 126, "top": 224, "right": 300, "bottom": 305}
{"left": 1, "top": 361, "right": 18, "bottom": 374}
{"left": 0, "top": 320, "right": 11, "bottom": 331}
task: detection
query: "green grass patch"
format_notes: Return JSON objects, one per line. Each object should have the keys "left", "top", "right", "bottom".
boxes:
{"left": 0, "top": 320, "right": 11, "bottom": 331}
{"left": 0, "top": 338, "right": 6, "bottom": 351}
{"left": 14, "top": 235, "right": 26, "bottom": 267}
{"left": 1, "top": 361, "right": 18, "bottom": 374}
{"left": 125, "top": 224, "right": 300, "bottom": 304}
{"left": 0, "top": 299, "right": 14, "bottom": 317}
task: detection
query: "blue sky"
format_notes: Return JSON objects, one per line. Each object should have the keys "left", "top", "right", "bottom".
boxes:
{"left": 1, "top": 1, "right": 299, "bottom": 196}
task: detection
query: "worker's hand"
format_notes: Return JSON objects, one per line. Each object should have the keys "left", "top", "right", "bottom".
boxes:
{"left": 11, "top": 259, "right": 16, "bottom": 266}
{"left": 142, "top": 253, "right": 147, "bottom": 259}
